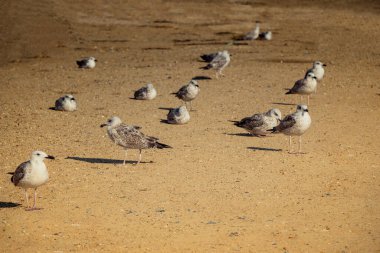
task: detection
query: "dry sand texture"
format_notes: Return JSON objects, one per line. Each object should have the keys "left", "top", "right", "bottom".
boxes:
{"left": 0, "top": 0, "right": 380, "bottom": 252}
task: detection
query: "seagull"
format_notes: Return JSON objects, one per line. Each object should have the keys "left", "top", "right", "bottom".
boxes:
{"left": 259, "top": 31, "right": 272, "bottom": 40}
{"left": 200, "top": 52, "right": 219, "bottom": 63}
{"left": 54, "top": 94, "right": 77, "bottom": 111}
{"left": 286, "top": 72, "right": 317, "bottom": 105}
{"left": 232, "top": 108, "right": 282, "bottom": 137}
{"left": 9, "top": 151, "right": 54, "bottom": 210}
{"left": 167, "top": 105, "right": 190, "bottom": 124}
{"left": 171, "top": 80, "right": 200, "bottom": 111}
{"left": 305, "top": 61, "right": 326, "bottom": 81}
{"left": 134, "top": 83, "right": 157, "bottom": 100}
{"left": 76, "top": 57, "right": 97, "bottom": 69}
{"left": 100, "top": 116, "right": 172, "bottom": 165}
{"left": 200, "top": 50, "right": 230, "bottom": 78}
{"left": 244, "top": 21, "right": 260, "bottom": 40}
{"left": 269, "top": 105, "right": 311, "bottom": 153}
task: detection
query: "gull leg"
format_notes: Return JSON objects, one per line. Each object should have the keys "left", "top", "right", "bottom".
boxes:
{"left": 307, "top": 95, "right": 310, "bottom": 105}
{"left": 189, "top": 101, "right": 193, "bottom": 111}
{"left": 288, "top": 136, "right": 292, "bottom": 153}
{"left": 26, "top": 188, "right": 40, "bottom": 211}
{"left": 24, "top": 189, "right": 29, "bottom": 208}
{"left": 298, "top": 136, "right": 302, "bottom": 154}
{"left": 33, "top": 188, "right": 37, "bottom": 209}
{"left": 123, "top": 150, "right": 128, "bottom": 165}
{"left": 215, "top": 71, "right": 219, "bottom": 79}
{"left": 136, "top": 149, "right": 142, "bottom": 165}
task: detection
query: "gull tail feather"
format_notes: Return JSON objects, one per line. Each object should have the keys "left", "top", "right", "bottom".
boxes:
{"left": 156, "top": 142, "right": 172, "bottom": 149}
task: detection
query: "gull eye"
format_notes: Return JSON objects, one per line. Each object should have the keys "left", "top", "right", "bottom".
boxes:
{"left": 37, "top": 153, "right": 40, "bottom": 156}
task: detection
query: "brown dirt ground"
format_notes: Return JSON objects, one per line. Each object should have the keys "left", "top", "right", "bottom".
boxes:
{"left": 1, "top": 0, "right": 380, "bottom": 252}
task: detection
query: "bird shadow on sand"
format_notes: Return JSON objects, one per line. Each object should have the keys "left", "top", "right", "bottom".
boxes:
{"left": 247, "top": 147, "right": 282, "bottom": 152}
{"left": 160, "top": 119, "right": 171, "bottom": 124}
{"left": 272, "top": 102, "right": 297, "bottom": 106}
{"left": 225, "top": 133, "right": 255, "bottom": 137}
{"left": 192, "top": 75, "right": 212, "bottom": 80}
{"left": 0, "top": 202, "right": 21, "bottom": 208}
{"left": 158, "top": 107, "right": 172, "bottom": 111}
{"left": 66, "top": 156, "right": 152, "bottom": 165}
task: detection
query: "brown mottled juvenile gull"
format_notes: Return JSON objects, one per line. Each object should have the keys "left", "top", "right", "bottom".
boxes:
{"left": 232, "top": 108, "right": 281, "bottom": 137}
{"left": 167, "top": 105, "right": 190, "bottom": 124}
{"left": 9, "top": 151, "right": 55, "bottom": 210}
{"left": 54, "top": 94, "right": 77, "bottom": 111}
{"left": 200, "top": 50, "right": 231, "bottom": 78}
{"left": 100, "top": 116, "right": 171, "bottom": 165}
{"left": 76, "top": 56, "right": 97, "bottom": 69}
{"left": 171, "top": 80, "right": 200, "bottom": 111}
{"left": 286, "top": 72, "right": 317, "bottom": 105}
{"left": 134, "top": 83, "right": 157, "bottom": 100}
{"left": 269, "top": 105, "right": 311, "bottom": 153}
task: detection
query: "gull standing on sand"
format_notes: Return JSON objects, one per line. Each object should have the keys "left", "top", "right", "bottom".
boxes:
{"left": 76, "top": 57, "right": 97, "bottom": 69}
{"left": 305, "top": 61, "right": 326, "bottom": 81}
{"left": 200, "top": 50, "right": 230, "bottom": 78}
{"left": 134, "top": 83, "right": 157, "bottom": 100}
{"left": 54, "top": 94, "right": 77, "bottom": 111}
{"left": 167, "top": 105, "right": 190, "bottom": 124}
{"left": 9, "top": 151, "right": 55, "bottom": 210}
{"left": 269, "top": 105, "right": 311, "bottom": 153}
{"left": 232, "top": 108, "right": 282, "bottom": 137}
{"left": 286, "top": 72, "right": 317, "bottom": 105}
{"left": 101, "top": 116, "right": 171, "bottom": 165}
{"left": 171, "top": 80, "right": 200, "bottom": 111}
{"left": 244, "top": 21, "right": 260, "bottom": 40}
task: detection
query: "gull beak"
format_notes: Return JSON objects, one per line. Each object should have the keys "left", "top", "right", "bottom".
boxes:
{"left": 71, "top": 98, "right": 76, "bottom": 101}
{"left": 304, "top": 109, "right": 309, "bottom": 112}
{"left": 47, "top": 155, "right": 55, "bottom": 160}
{"left": 95, "top": 59, "right": 98, "bottom": 62}
{"left": 100, "top": 123, "right": 107, "bottom": 128}
{"left": 323, "top": 64, "right": 327, "bottom": 66}
{"left": 313, "top": 77, "right": 317, "bottom": 79}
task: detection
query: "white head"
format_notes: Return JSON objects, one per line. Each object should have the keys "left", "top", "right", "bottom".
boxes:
{"left": 313, "top": 61, "right": 326, "bottom": 68}
{"left": 88, "top": 57, "right": 97, "bottom": 62}
{"left": 296, "top": 104, "right": 309, "bottom": 114}
{"left": 178, "top": 105, "right": 188, "bottom": 113}
{"left": 222, "top": 50, "right": 230, "bottom": 57}
{"left": 305, "top": 72, "right": 317, "bottom": 80}
{"left": 64, "top": 94, "right": 76, "bottom": 102}
{"left": 100, "top": 116, "right": 122, "bottom": 128}
{"left": 189, "top": 79, "right": 199, "bottom": 87}
{"left": 146, "top": 83, "right": 154, "bottom": 89}
{"left": 268, "top": 108, "right": 282, "bottom": 121}
{"left": 30, "top": 151, "right": 55, "bottom": 162}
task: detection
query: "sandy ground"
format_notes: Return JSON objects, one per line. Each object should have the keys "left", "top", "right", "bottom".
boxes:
{"left": 0, "top": 0, "right": 380, "bottom": 252}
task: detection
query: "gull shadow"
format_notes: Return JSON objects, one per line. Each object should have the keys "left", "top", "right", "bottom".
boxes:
{"left": 160, "top": 119, "right": 170, "bottom": 124}
{"left": 0, "top": 202, "right": 21, "bottom": 208}
{"left": 225, "top": 133, "right": 254, "bottom": 137}
{"left": 66, "top": 156, "right": 152, "bottom": 164}
{"left": 192, "top": 76, "right": 212, "bottom": 80}
{"left": 254, "top": 58, "right": 313, "bottom": 64}
{"left": 272, "top": 102, "right": 297, "bottom": 106}
{"left": 158, "top": 107, "right": 173, "bottom": 111}
{"left": 247, "top": 147, "right": 282, "bottom": 152}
